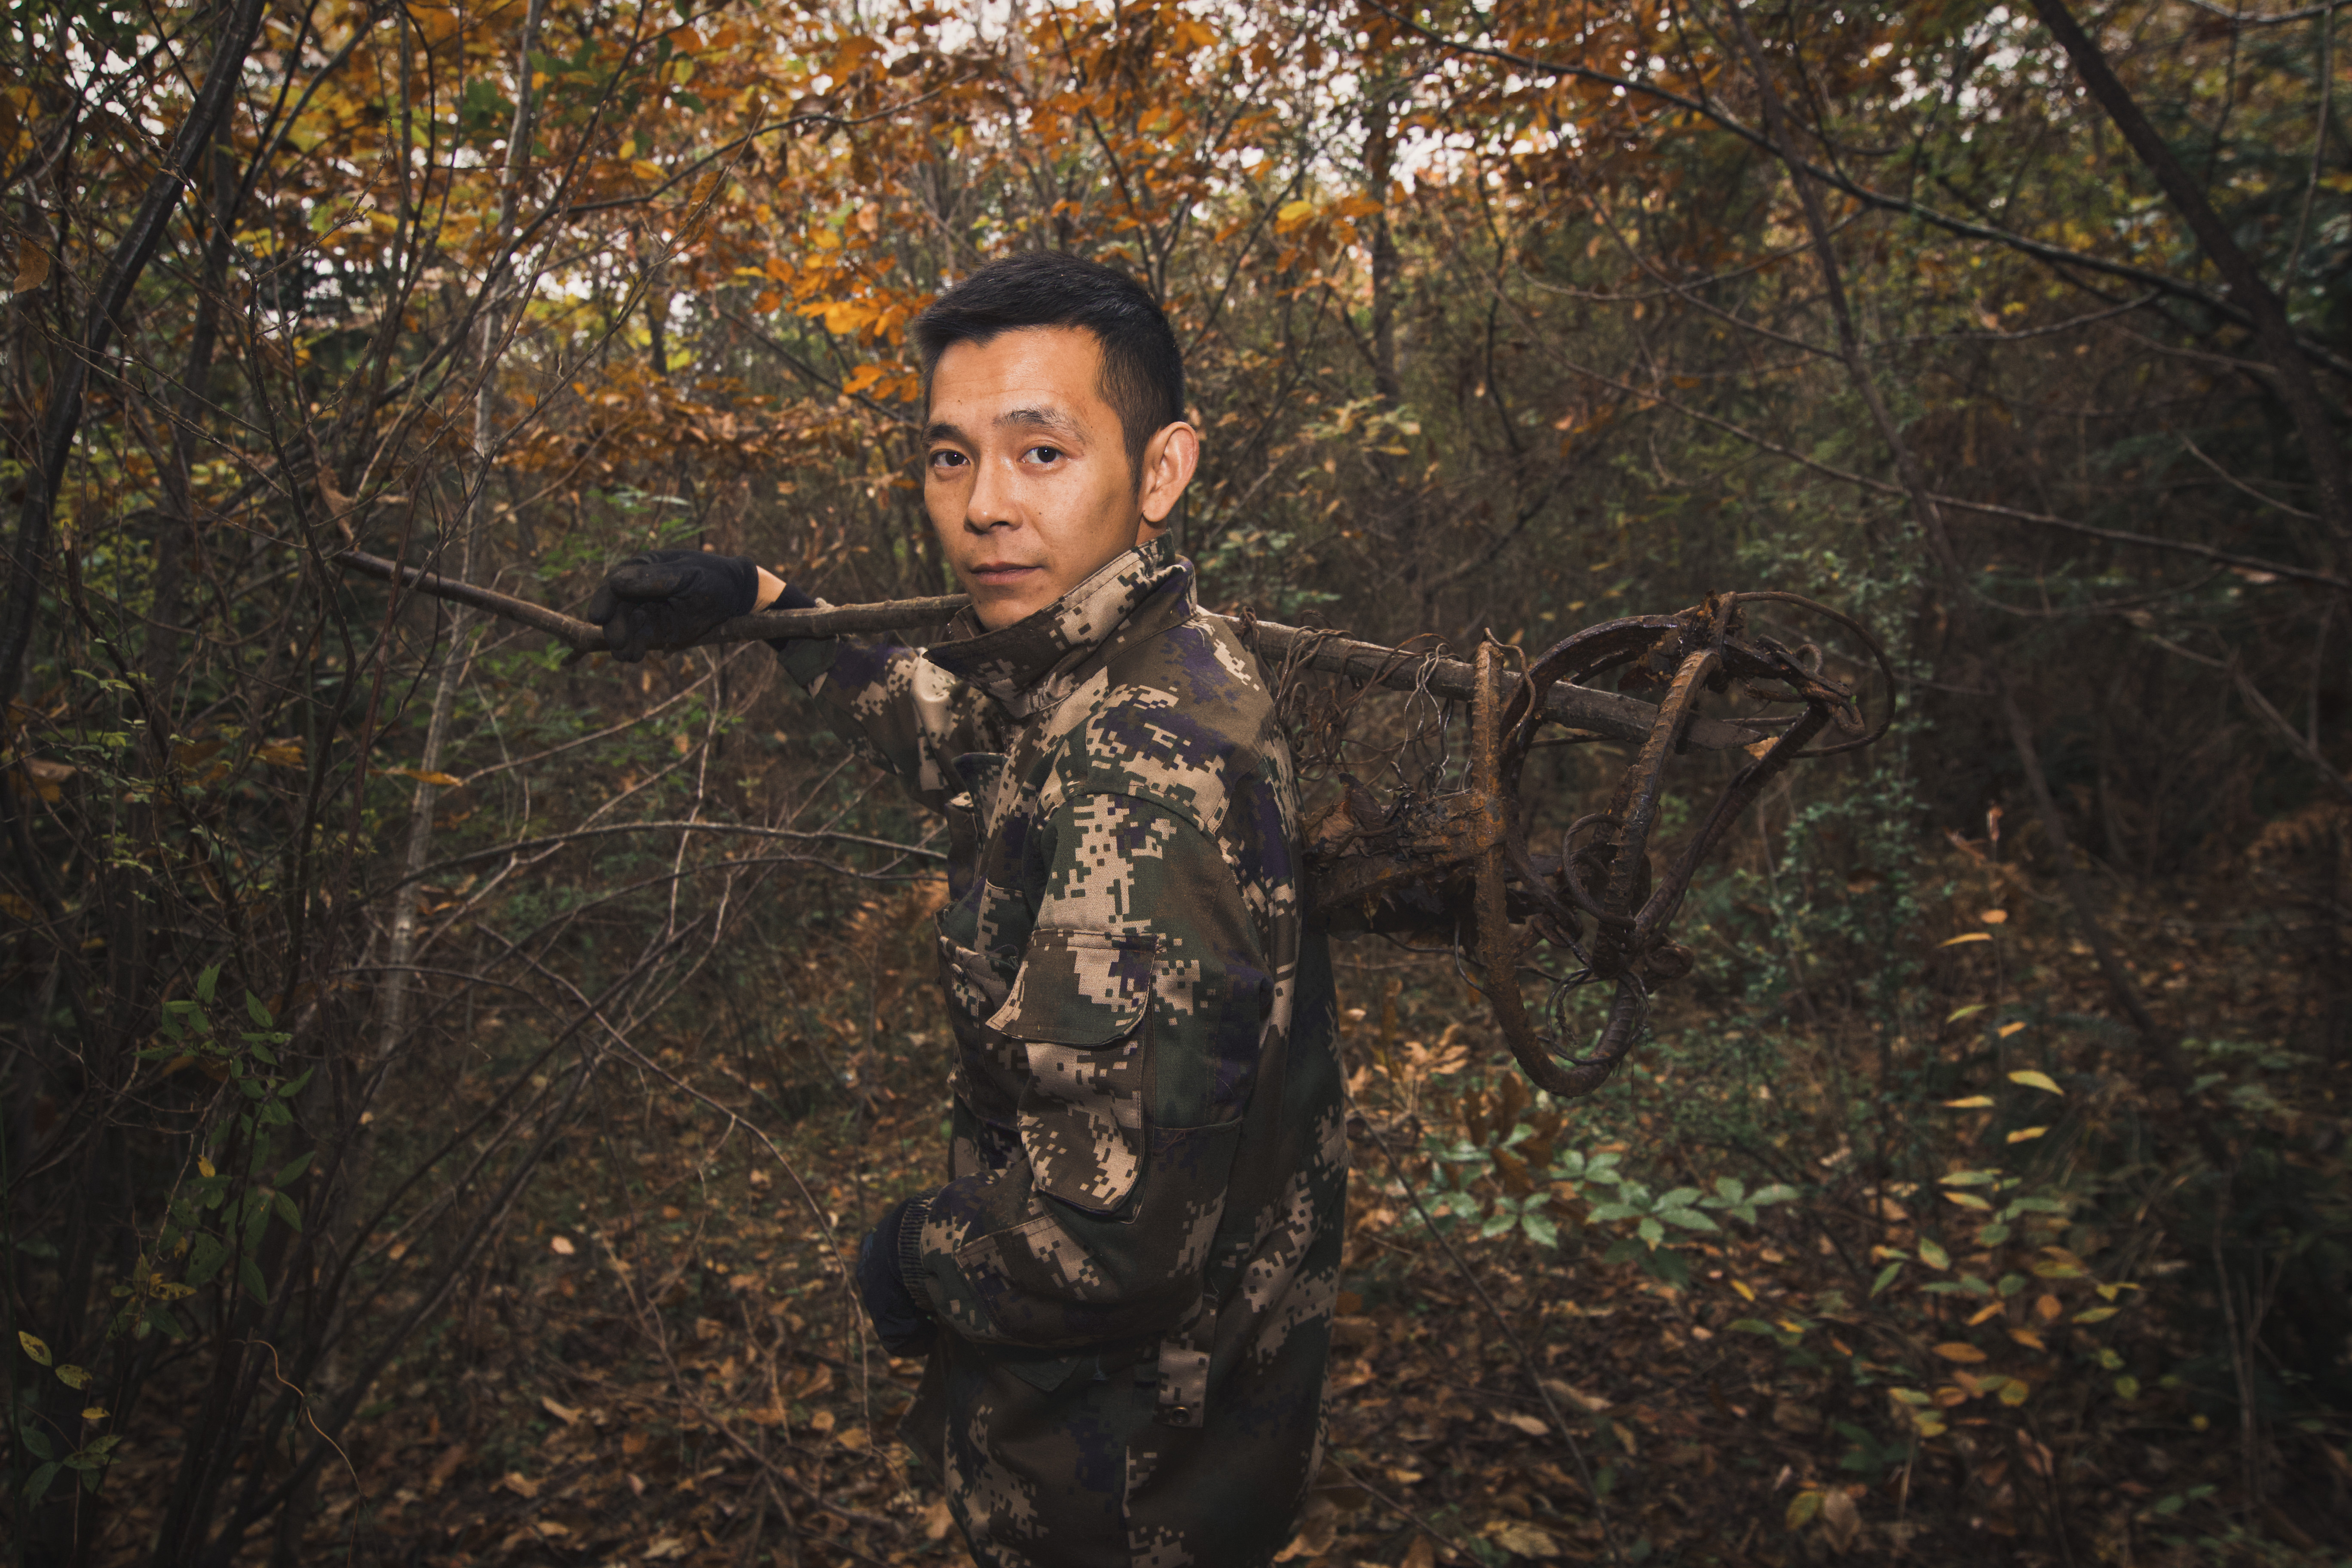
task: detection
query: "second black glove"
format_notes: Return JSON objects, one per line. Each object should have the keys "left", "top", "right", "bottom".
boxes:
{"left": 855, "top": 1196, "right": 936, "bottom": 1357}
{"left": 584, "top": 549, "right": 760, "bottom": 663}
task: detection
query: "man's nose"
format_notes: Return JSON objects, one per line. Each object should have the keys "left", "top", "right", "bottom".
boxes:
{"left": 963, "top": 455, "right": 1020, "bottom": 532}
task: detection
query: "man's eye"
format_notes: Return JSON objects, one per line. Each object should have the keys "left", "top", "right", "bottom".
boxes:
{"left": 1025, "top": 446, "right": 1063, "bottom": 464}
{"left": 929, "top": 450, "right": 968, "bottom": 470}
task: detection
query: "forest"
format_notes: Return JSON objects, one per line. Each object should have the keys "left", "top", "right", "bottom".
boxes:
{"left": 0, "top": 0, "right": 2346, "bottom": 1562}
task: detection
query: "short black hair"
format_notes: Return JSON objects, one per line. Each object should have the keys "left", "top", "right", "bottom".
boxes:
{"left": 910, "top": 252, "right": 1185, "bottom": 489}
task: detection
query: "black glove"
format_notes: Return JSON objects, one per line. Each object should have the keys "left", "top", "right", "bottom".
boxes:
{"left": 584, "top": 550, "right": 760, "bottom": 663}
{"left": 856, "top": 1196, "right": 935, "bottom": 1357}
{"left": 764, "top": 578, "right": 818, "bottom": 652}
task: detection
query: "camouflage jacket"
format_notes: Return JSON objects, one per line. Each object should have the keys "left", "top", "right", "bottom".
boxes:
{"left": 780, "top": 536, "right": 1344, "bottom": 1566}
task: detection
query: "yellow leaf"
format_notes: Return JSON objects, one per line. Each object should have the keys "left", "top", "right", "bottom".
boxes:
{"left": 1996, "top": 1020, "right": 2027, "bottom": 1038}
{"left": 1939, "top": 931, "right": 1992, "bottom": 946}
{"left": 55, "top": 1363, "right": 90, "bottom": 1390}
{"left": 257, "top": 741, "right": 305, "bottom": 768}
{"left": 1946, "top": 1003, "right": 1989, "bottom": 1022}
{"left": 2008, "top": 1328, "right": 2046, "bottom": 1350}
{"left": 1998, "top": 1378, "right": 2033, "bottom": 1406}
{"left": 81, "top": 1406, "right": 109, "bottom": 1421}
{"left": 1942, "top": 1095, "right": 1995, "bottom": 1109}
{"left": 841, "top": 362, "right": 887, "bottom": 395}
{"left": 2073, "top": 1306, "right": 2119, "bottom": 1324}
{"left": 819, "top": 299, "right": 872, "bottom": 336}
{"left": 392, "top": 767, "right": 463, "bottom": 787}
{"left": 631, "top": 159, "right": 665, "bottom": 181}
{"left": 1730, "top": 1278, "right": 1756, "bottom": 1302}
{"left": 1941, "top": 1191, "right": 1992, "bottom": 1209}
{"left": 2008, "top": 1069, "right": 2061, "bottom": 1094}
{"left": 1785, "top": 1488, "right": 1823, "bottom": 1528}
{"left": 1979, "top": 908, "right": 2009, "bottom": 924}
{"left": 1933, "top": 1341, "right": 1987, "bottom": 1363}
{"left": 1274, "top": 198, "right": 1318, "bottom": 233}
{"left": 18, "top": 1330, "right": 51, "bottom": 1365}
{"left": 2006, "top": 1126, "right": 2049, "bottom": 1143}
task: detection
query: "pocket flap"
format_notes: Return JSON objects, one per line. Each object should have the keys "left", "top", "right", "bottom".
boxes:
{"left": 986, "top": 928, "right": 1156, "bottom": 1046}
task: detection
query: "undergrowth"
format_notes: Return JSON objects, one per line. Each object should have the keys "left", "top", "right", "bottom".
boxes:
{"left": 43, "top": 811, "right": 2344, "bottom": 1568}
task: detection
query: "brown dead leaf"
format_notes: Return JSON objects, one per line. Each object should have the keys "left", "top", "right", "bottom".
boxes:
{"left": 922, "top": 1498, "right": 954, "bottom": 1541}
{"left": 21, "top": 758, "right": 73, "bottom": 793}
{"left": 1402, "top": 1536, "right": 1437, "bottom": 1568}
{"left": 1273, "top": 1493, "right": 1337, "bottom": 1561}
{"left": 13, "top": 242, "right": 49, "bottom": 294}
{"left": 1821, "top": 1486, "right": 1862, "bottom": 1552}
{"left": 1488, "top": 1519, "right": 1561, "bottom": 1558}
{"left": 423, "top": 1444, "right": 467, "bottom": 1493}
{"left": 500, "top": 1471, "right": 538, "bottom": 1499}
{"left": 1539, "top": 1377, "right": 1605, "bottom": 1414}
{"left": 540, "top": 1395, "right": 580, "bottom": 1425}
{"left": 1495, "top": 1410, "right": 1549, "bottom": 1436}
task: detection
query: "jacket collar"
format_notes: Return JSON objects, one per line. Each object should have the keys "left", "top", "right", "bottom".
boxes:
{"left": 925, "top": 533, "right": 1190, "bottom": 718}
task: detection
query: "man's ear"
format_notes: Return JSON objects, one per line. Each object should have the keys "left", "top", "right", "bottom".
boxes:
{"left": 1137, "top": 420, "right": 1200, "bottom": 527}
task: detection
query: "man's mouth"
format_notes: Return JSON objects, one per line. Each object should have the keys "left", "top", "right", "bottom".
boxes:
{"left": 968, "top": 562, "right": 1041, "bottom": 584}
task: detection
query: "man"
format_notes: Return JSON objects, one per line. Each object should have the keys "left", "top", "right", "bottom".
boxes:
{"left": 587, "top": 252, "right": 1344, "bottom": 1567}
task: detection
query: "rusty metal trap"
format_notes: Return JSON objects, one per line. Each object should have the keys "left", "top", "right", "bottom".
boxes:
{"left": 1253, "top": 592, "right": 1891, "bottom": 1099}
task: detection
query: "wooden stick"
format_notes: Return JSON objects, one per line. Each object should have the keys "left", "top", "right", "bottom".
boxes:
{"left": 335, "top": 549, "right": 1767, "bottom": 751}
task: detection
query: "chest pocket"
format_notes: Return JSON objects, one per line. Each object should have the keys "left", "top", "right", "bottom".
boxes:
{"left": 989, "top": 928, "right": 1156, "bottom": 1216}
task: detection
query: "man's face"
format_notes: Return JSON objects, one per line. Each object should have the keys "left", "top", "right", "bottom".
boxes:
{"left": 924, "top": 325, "right": 1197, "bottom": 632}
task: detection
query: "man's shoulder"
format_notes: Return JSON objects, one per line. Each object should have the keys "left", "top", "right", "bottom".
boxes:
{"left": 1048, "top": 613, "right": 1291, "bottom": 837}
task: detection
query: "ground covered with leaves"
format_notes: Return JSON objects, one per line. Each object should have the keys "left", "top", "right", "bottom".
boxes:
{"left": 64, "top": 834, "right": 2343, "bottom": 1568}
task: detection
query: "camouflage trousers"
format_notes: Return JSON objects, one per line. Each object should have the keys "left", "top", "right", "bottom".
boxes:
{"left": 900, "top": 1329, "right": 1327, "bottom": 1568}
